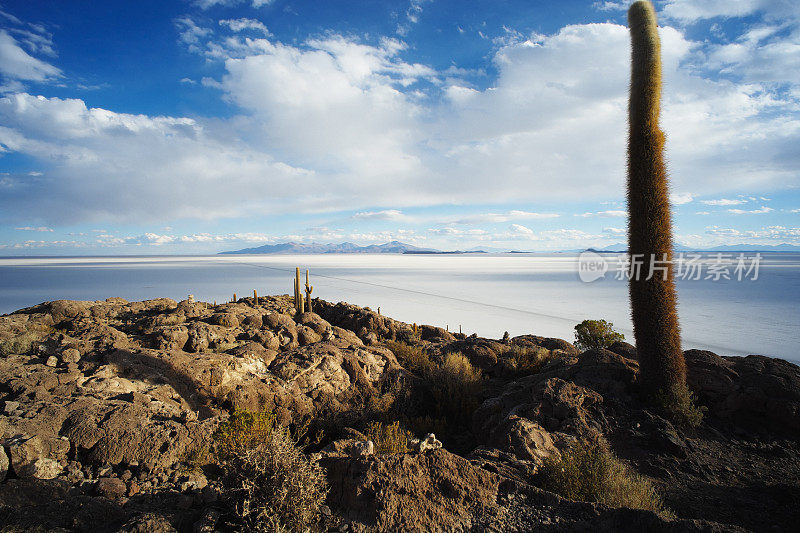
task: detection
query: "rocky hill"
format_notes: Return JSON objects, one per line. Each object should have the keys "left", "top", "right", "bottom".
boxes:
{"left": 0, "top": 296, "right": 798, "bottom": 531}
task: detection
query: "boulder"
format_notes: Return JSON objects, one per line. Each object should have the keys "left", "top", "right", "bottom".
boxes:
{"left": 322, "top": 449, "right": 500, "bottom": 532}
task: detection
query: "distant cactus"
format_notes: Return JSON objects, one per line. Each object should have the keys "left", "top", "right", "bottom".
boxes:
{"left": 253, "top": 289, "right": 258, "bottom": 306}
{"left": 305, "top": 270, "right": 314, "bottom": 313}
{"left": 626, "top": 1, "right": 690, "bottom": 410}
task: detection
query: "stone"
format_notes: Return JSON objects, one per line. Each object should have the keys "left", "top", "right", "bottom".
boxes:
{"left": 352, "top": 440, "right": 375, "bottom": 457}
{"left": 45, "top": 355, "right": 59, "bottom": 367}
{"left": 3, "top": 400, "right": 19, "bottom": 414}
{"left": 417, "top": 433, "right": 443, "bottom": 453}
{"left": 96, "top": 476, "right": 127, "bottom": 499}
{"left": 29, "top": 458, "right": 62, "bottom": 479}
{"left": 61, "top": 347, "right": 82, "bottom": 364}
{"left": 0, "top": 448, "right": 8, "bottom": 482}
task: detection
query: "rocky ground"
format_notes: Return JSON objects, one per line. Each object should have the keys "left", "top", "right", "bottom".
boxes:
{"left": 0, "top": 295, "right": 797, "bottom": 532}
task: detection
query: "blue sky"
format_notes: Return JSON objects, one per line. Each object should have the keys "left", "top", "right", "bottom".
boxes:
{"left": 0, "top": 0, "right": 798, "bottom": 255}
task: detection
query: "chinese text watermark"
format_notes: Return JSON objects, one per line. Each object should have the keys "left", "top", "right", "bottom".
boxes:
{"left": 578, "top": 251, "right": 762, "bottom": 283}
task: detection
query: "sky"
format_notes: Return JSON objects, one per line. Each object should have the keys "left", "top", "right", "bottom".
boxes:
{"left": 0, "top": 0, "right": 799, "bottom": 255}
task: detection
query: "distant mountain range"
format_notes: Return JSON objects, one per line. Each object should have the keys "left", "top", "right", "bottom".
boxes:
{"left": 219, "top": 241, "right": 438, "bottom": 255}
{"left": 220, "top": 240, "right": 800, "bottom": 255}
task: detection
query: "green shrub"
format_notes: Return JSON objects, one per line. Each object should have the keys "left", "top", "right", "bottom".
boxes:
{"left": 366, "top": 421, "right": 413, "bottom": 455}
{"left": 537, "top": 437, "right": 670, "bottom": 517}
{"left": 574, "top": 319, "right": 625, "bottom": 352}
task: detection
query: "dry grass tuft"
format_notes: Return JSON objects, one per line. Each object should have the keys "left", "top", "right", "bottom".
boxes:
{"left": 366, "top": 420, "right": 413, "bottom": 455}
{"left": 537, "top": 437, "right": 671, "bottom": 518}
{"left": 505, "top": 345, "right": 555, "bottom": 375}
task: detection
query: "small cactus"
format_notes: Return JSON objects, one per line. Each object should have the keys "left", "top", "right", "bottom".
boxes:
{"left": 305, "top": 270, "right": 314, "bottom": 313}
{"left": 253, "top": 289, "right": 258, "bottom": 306}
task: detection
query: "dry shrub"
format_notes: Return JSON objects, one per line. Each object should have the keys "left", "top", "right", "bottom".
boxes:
{"left": 366, "top": 421, "right": 413, "bottom": 455}
{"left": 506, "top": 345, "right": 555, "bottom": 375}
{"left": 537, "top": 437, "right": 670, "bottom": 517}
{"left": 431, "top": 352, "right": 483, "bottom": 424}
{"left": 383, "top": 340, "right": 435, "bottom": 376}
{"left": 214, "top": 409, "right": 276, "bottom": 459}
{"left": 222, "top": 425, "right": 328, "bottom": 533}
{"left": 654, "top": 382, "right": 705, "bottom": 428}
{"left": 0, "top": 332, "right": 42, "bottom": 357}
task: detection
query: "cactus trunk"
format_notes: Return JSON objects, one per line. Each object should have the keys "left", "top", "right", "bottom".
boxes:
{"left": 626, "top": 1, "right": 686, "bottom": 398}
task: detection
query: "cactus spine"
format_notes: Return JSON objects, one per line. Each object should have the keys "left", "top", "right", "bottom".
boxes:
{"left": 626, "top": 1, "right": 686, "bottom": 401}
{"left": 305, "top": 269, "right": 314, "bottom": 313}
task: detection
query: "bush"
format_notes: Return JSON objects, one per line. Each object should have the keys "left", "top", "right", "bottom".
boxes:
{"left": 431, "top": 352, "right": 483, "bottom": 424}
{"left": 221, "top": 425, "right": 328, "bottom": 533}
{"left": 366, "top": 421, "right": 413, "bottom": 455}
{"left": 505, "top": 345, "right": 554, "bottom": 375}
{"left": 537, "top": 437, "right": 670, "bottom": 517}
{"left": 574, "top": 319, "right": 625, "bottom": 352}
{"left": 214, "top": 409, "right": 276, "bottom": 459}
{"left": 654, "top": 382, "right": 705, "bottom": 428}
{"left": 383, "top": 340, "right": 435, "bottom": 376}
{"left": 0, "top": 332, "right": 42, "bottom": 357}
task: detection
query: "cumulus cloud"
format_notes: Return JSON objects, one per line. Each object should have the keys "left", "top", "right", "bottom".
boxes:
{"left": 0, "top": 93, "right": 315, "bottom": 224}
{"left": 1, "top": 10, "right": 798, "bottom": 231}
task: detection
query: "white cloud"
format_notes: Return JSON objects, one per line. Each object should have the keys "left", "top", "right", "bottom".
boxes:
{"left": 660, "top": 0, "right": 798, "bottom": 24}
{"left": 701, "top": 198, "right": 747, "bottom": 206}
{"left": 670, "top": 192, "right": 694, "bottom": 205}
{"left": 2, "top": 15, "right": 799, "bottom": 229}
{"left": 15, "top": 226, "right": 52, "bottom": 232}
{"left": 352, "top": 209, "right": 407, "bottom": 221}
{"left": 0, "top": 93, "right": 316, "bottom": 224}
{"left": 704, "top": 225, "right": 800, "bottom": 242}
{"left": 219, "top": 18, "right": 270, "bottom": 35}
{"left": 0, "top": 30, "right": 60, "bottom": 83}
{"left": 577, "top": 210, "right": 628, "bottom": 218}
{"left": 727, "top": 206, "right": 774, "bottom": 214}
{"left": 509, "top": 223, "right": 534, "bottom": 235}
{"left": 451, "top": 210, "right": 560, "bottom": 224}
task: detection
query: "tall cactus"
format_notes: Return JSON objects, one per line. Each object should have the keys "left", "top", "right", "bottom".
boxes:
{"left": 626, "top": 1, "right": 687, "bottom": 405}
{"left": 294, "top": 267, "right": 305, "bottom": 314}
